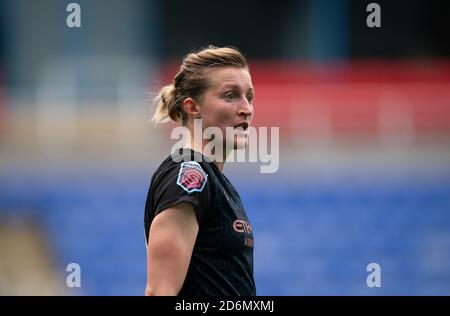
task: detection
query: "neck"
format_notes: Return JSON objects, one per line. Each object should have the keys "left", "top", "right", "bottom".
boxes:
{"left": 185, "top": 137, "right": 227, "bottom": 173}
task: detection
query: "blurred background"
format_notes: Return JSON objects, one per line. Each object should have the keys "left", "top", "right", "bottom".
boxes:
{"left": 1, "top": 0, "right": 450, "bottom": 295}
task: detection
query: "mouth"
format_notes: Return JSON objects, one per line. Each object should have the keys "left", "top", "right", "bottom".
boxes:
{"left": 234, "top": 122, "right": 249, "bottom": 131}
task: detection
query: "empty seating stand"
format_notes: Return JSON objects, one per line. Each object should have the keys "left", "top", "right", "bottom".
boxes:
{"left": 1, "top": 168, "right": 449, "bottom": 295}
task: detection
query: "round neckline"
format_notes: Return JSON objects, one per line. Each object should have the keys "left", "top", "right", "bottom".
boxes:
{"left": 177, "top": 147, "right": 224, "bottom": 173}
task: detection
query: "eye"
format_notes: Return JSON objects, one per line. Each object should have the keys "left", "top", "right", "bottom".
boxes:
{"left": 225, "top": 92, "right": 237, "bottom": 101}
{"left": 246, "top": 94, "right": 254, "bottom": 103}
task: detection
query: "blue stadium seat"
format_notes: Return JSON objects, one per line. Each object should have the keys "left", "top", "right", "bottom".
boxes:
{"left": 1, "top": 171, "right": 450, "bottom": 295}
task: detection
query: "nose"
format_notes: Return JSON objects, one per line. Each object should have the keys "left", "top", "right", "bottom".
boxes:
{"left": 238, "top": 98, "right": 254, "bottom": 119}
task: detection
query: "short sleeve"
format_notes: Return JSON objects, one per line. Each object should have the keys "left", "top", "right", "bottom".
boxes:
{"left": 152, "top": 161, "right": 212, "bottom": 224}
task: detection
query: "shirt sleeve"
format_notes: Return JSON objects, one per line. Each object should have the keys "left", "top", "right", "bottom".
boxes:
{"left": 152, "top": 161, "right": 212, "bottom": 225}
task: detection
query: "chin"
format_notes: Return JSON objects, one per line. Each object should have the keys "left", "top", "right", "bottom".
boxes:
{"left": 233, "top": 135, "right": 248, "bottom": 150}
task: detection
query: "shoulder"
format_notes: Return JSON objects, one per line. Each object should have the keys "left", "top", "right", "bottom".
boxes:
{"left": 152, "top": 152, "right": 214, "bottom": 194}
{"left": 175, "top": 161, "right": 209, "bottom": 193}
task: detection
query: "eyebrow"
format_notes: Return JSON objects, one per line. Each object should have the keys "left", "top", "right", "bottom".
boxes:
{"left": 219, "top": 84, "right": 254, "bottom": 93}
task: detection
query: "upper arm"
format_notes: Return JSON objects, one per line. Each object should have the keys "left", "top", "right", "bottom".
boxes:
{"left": 145, "top": 202, "right": 199, "bottom": 296}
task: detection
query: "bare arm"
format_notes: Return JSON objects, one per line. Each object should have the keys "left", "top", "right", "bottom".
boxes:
{"left": 145, "top": 202, "right": 199, "bottom": 296}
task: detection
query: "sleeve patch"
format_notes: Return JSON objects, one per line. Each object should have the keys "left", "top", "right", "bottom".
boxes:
{"left": 176, "top": 161, "right": 208, "bottom": 193}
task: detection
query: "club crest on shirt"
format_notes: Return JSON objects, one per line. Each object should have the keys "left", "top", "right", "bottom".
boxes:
{"left": 176, "top": 161, "right": 208, "bottom": 193}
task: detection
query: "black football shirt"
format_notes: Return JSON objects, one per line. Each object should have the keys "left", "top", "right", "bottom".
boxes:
{"left": 144, "top": 148, "right": 256, "bottom": 296}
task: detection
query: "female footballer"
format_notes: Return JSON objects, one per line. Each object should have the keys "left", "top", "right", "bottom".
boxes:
{"left": 144, "top": 46, "right": 256, "bottom": 296}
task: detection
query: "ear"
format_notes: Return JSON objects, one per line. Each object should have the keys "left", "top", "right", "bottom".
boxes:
{"left": 182, "top": 98, "right": 201, "bottom": 119}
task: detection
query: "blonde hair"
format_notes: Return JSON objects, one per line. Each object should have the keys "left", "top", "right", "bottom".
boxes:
{"left": 152, "top": 45, "right": 248, "bottom": 125}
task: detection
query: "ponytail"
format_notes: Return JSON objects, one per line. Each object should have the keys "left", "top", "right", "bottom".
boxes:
{"left": 152, "top": 84, "right": 187, "bottom": 124}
